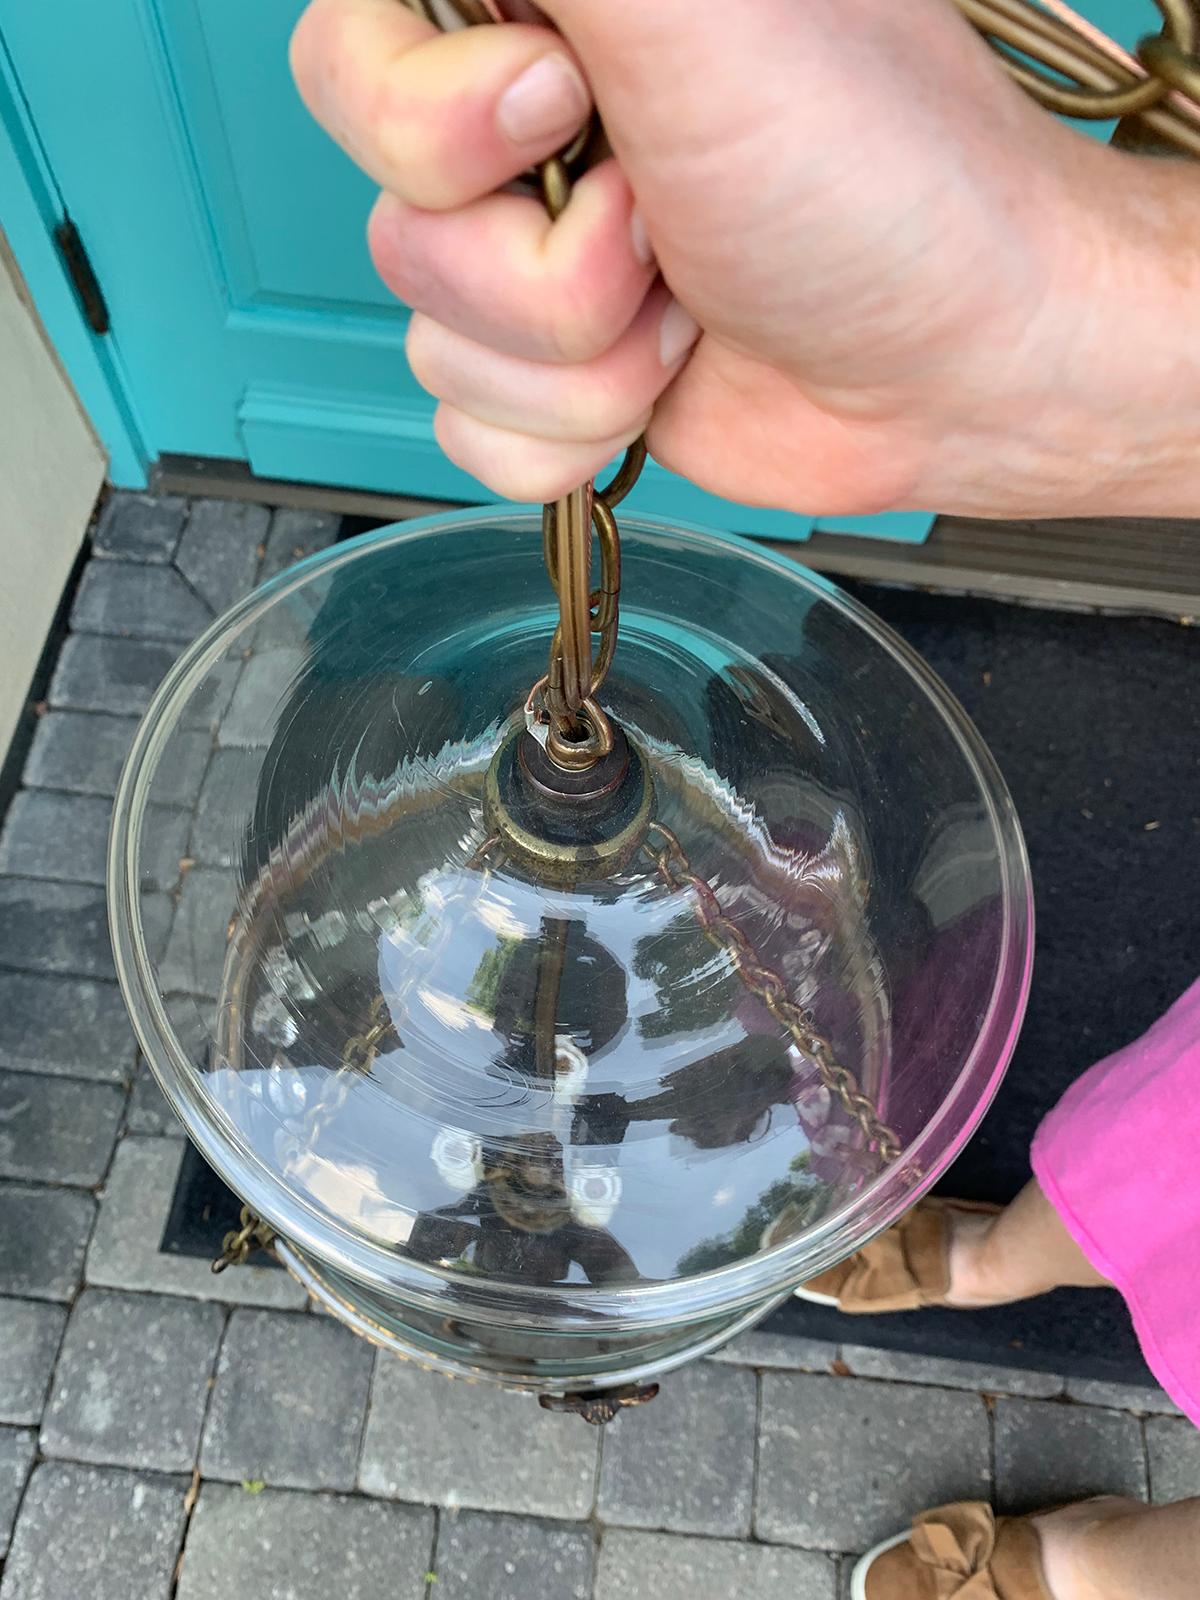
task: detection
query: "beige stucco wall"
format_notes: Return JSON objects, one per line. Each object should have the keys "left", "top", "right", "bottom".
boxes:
{"left": 0, "top": 231, "right": 105, "bottom": 763}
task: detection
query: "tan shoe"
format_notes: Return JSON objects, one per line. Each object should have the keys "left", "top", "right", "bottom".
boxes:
{"left": 795, "top": 1197, "right": 1001, "bottom": 1313}
{"left": 852, "top": 1501, "right": 1052, "bottom": 1599}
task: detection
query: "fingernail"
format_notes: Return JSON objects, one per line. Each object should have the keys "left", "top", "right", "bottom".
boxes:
{"left": 630, "top": 208, "right": 655, "bottom": 267}
{"left": 659, "top": 298, "right": 700, "bottom": 367}
{"left": 497, "top": 54, "right": 590, "bottom": 147}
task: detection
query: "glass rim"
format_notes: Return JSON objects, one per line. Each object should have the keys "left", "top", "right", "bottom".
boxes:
{"left": 108, "top": 506, "right": 1034, "bottom": 1332}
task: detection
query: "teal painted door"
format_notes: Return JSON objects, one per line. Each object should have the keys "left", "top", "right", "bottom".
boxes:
{"left": 0, "top": 0, "right": 1157, "bottom": 534}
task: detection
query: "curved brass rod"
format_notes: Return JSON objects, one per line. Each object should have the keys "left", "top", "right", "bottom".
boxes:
{"left": 955, "top": 0, "right": 1200, "bottom": 152}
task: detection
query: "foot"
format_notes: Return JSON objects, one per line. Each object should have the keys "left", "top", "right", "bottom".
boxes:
{"left": 943, "top": 1205, "right": 1009, "bottom": 1308}
{"left": 1033, "top": 1497, "right": 1144, "bottom": 1600}
{"left": 795, "top": 1198, "right": 1005, "bottom": 1314}
{"left": 854, "top": 1497, "right": 1142, "bottom": 1599}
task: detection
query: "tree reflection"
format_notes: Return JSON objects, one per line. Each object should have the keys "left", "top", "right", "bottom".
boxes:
{"left": 674, "top": 1153, "right": 824, "bottom": 1276}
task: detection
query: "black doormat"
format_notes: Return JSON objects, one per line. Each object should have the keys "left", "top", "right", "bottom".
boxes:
{"left": 161, "top": 1139, "right": 283, "bottom": 1270}
{"left": 162, "top": 579, "right": 1199, "bottom": 1387}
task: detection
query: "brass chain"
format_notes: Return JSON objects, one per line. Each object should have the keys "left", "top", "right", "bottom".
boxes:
{"left": 529, "top": 439, "right": 646, "bottom": 770}
{"left": 955, "top": 0, "right": 1200, "bottom": 156}
{"left": 401, "top": 0, "right": 646, "bottom": 774}
{"left": 211, "top": 1001, "right": 393, "bottom": 1274}
{"left": 212, "top": 1205, "right": 276, "bottom": 1274}
{"left": 642, "top": 821, "right": 902, "bottom": 1167}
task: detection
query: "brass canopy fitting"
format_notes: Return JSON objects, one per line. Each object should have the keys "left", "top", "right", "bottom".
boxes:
{"left": 483, "top": 723, "right": 653, "bottom": 887}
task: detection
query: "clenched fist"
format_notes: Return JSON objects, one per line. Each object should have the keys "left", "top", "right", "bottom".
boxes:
{"left": 292, "top": 0, "right": 1200, "bottom": 518}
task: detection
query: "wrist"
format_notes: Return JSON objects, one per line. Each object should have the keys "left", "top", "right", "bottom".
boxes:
{"left": 936, "top": 144, "right": 1200, "bottom": 520}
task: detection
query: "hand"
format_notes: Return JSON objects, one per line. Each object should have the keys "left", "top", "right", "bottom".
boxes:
{"left": 292, "top": 0, "right": 1200, "bottom": 518}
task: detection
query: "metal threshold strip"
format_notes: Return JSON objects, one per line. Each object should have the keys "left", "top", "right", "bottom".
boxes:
{"left": 153, "top": 458, "right": 1199, "bottom": 622}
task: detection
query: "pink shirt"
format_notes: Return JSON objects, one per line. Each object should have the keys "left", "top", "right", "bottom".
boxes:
{"left": 1033, "top": 976, "right": 1200, "bottom": 1425}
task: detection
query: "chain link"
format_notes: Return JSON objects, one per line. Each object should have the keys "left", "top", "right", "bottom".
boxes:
{"left": 641, "top": 821, "right": 902, "bottom": 1167}
{"left": 211, "top": 1205, "right": 276, "bottom": 1275}
{"left": 531, "top": 143, "right": 647, "bottom": 768}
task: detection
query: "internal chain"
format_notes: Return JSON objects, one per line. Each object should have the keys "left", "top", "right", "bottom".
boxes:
{"left": 642, "top": 822, "right": 902, "bottom": 1167}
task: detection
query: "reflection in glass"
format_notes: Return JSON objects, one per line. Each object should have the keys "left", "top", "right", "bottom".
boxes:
{"left": 111, "top": 512, "right": 1031, "bottom": 1388}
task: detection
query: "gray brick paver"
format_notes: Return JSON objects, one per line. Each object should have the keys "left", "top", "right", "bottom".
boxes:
{"left": 24, "top": 711, "right": 137, "bottom": 797}
{"left": 125, "top": 1064, "right": 184, "bottom": 1138}
{"left": 598, "top": 1359, "right": 756, "bottom": 1536}
{"left": 596, "top": 1529, "right": 839, "bottom": 1600}
{"left": 0, "top": 794, "right": 113, "bottom": 885}
{"left": 755, "top": 1373, "right": 991, "bottom": 1552}
{"left": 93, "top": 494, "right": 187, "bottom": 564}
{"left": 433, "top": 1510, "right": 594, "bottom": 1600}
{"left": 0, "top": 973, "right": 134, "bottom": 1083}
{"left": 258, "top": 507, "right": 340, "bottom": 585}
{"left": 707, "top": 1330, "right": 842, "bottom": 1371}
{"left": 0, "top": 1461, "right": 186, "bottom": 1600}
{"left": 993, "top": 1397, "right": 1148, "bottom": 1512}
{"left": 217, "top": 649, "right": 306, "bottom": 749}
{"left": 0, "top": 1299, "right": 66, "bottom": 1425}
{"left": 359, "top": 1357, "right": 599, "bottom": 1519}
{"left": 200, "top": 1309, "right": 373, "bottom": 1491}
{"left": 71, "top": 560, "right": 212, "bottom": 645}
{"left": 840, "top": 1344, "right": 1065, "bottom": 1399}
{"left": 41, "top": 1289, "right": 224, "bottom": 1473}
{"left": 0, "top": 1072, "right": 124, "bottom": 1186}
{"left": 177, "top": 1483, "right": 433, "bottom": 1600}
{"left": 0, "top": 1429, "right": 36, "bottom": 1560}
{"left": 1145, "top": 1417, "right": 1200, "bottom": 1503}
{"left": 48, "top": 636, "right": 177, "bottom": 717}
{"left": 0, "top": 878, "right": 171, "bottom": 982}
{"left": 158, "top": 868, "right": 238, "bottom": 998}
{"left": 0, "top": 1185, "right": 95, "bottom": 1301}
{"left": 177, "top": 655, "right": 242, "bottom": 736}
{"left": 1064, "top": 1376, "right": 1182, "bottom": 1415}
{"left": 187, "top": 748, "right": 263, "bottom": 867}
{"left": 85, "top": 1137, "right": 306, "bottom": 1309}
{"left": 175, "top": 499, "right": 269, "bottom": 615}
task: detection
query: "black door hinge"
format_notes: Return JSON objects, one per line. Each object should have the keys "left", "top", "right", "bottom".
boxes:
{"left": 54, "top": 216, "right": 110, "bottom": 336}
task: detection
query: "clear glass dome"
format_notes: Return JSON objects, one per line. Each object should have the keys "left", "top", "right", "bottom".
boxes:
{"left": 110, "top": 509, "right": 1031, "bottom": 1373}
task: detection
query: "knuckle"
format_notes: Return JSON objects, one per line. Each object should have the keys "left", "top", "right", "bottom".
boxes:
{"left": 545, "top": 296, "right": 613, "bottom": 366}
{"left": 566, "top": 383, "right": 647, "bottom": 444}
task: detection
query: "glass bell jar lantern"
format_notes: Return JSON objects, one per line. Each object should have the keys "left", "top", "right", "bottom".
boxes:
{"left": 109, "top": 477, "right": 1032, "bottom": 1418}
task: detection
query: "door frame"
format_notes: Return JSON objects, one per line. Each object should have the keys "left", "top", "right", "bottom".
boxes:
{"left": 0, "top": 28, "right": 147, "bottom": 486}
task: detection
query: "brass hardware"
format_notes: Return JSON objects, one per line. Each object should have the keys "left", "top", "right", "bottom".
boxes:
{"left": 54, "top": 217, "right": 110, "bottom": 336}
{"left": 954, "top": 0, "right": 1200, "bottom": 157}
{"left": 483, "top": 721, "right": 654, "bottom": 884}
{"left": 539, "top": 1383, "right": 661, "bottom": 1425}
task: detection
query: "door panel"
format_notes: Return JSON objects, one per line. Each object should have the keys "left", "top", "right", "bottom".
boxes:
{"left": 162, "top": 2, "right": 398, "bottom": 315}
